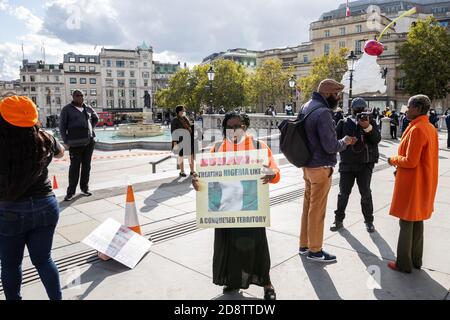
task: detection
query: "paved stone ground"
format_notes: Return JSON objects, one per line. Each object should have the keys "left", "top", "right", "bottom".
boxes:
{"left": 1, "top": 132, "right": 449, "bottom": 300}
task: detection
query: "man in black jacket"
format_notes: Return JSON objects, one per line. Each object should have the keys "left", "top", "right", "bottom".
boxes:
{"left": 331, "top": 97, "right": 381, "bottom": 233}
{"left": 59, "top": 90, "right": 99, "bottom": 201}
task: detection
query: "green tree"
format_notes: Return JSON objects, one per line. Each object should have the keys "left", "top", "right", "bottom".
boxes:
{"left": 298, "top": 48, "right": 348, "bottom": 104}
{"left": 398, "top": 17, "right": 450, "bottom": 101}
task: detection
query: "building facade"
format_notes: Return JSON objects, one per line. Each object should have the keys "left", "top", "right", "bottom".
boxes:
{"left": 202, "top": 48, "right": 259, "bottom": 69}
{"left": 19, "top": 60, "right": 65, "bottom": 125}
{"left": 63, "top": 52, "right": 102, "bottom": 110}
{"left": 152, "top": 61, "right": 181, "bottom": 96}
{"left": 99, "top": 42, "right": 153, "bottom": 111}
{"left": 0, "top": 80, "right": 21, "bottom": 97}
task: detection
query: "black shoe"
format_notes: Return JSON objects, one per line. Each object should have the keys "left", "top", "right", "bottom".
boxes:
{"left": 330, "top": 221, "right": 344, "bottom": 232}
{"left": 264, "top": 288, "right": 276, "bottom": 300}
{"left": 190, "top": 172, "right": 196, "bottom": 176}
{"left": 365, "top": 222, "right": 375, "bottom": 233}
{"left": 64, "top": 194, "right": 74, "bottom": 202}
{"left": 179, "top": 172, "right": 187, "bottom": 178}
{"left": 81, "top": 190, "right": 92, "bottom": 197}
{"left": 299, "top": 247, "right": 309, "bottom": 256}
{"left": 223, "top": 286, "right": 238, "bottom": 294}
{"left": 307, "top": 250, "right": 337, "bottom": 263}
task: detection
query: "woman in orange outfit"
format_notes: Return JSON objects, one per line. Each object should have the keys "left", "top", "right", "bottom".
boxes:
{"left": 387, "top": 95, "right": 439, "bottom": 273}
{"left": 192, "top": 112, "right": 280, "bottom": 300}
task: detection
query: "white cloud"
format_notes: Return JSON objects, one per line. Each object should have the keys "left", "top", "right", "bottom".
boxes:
{"left": 1, "top": 0, "right": 341, "bottom": 80}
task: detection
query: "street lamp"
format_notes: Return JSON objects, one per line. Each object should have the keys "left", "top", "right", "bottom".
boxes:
{"left": 346, "top": 50, "right": 357, "bottom": 111}
{"left": 207, "top": 66, "right": 215, "bottom": 114}
{"left": 288, "top": 76, "right": 296, "bottom": 114}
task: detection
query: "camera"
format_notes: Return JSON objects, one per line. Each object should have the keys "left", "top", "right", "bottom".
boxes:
{"left": 356, "top": 112, "right": 372, "bottom": 122}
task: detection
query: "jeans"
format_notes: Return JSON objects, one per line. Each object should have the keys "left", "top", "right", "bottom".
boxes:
{"left": 335, "top": 164, "right": 374, "bottom": 224}
{"left": 390, "top": 125, "right": 398, "bottom": 139}
{"left": 67, "top": 139, "right": 95, "bottom": 196}
{"left": 0, "top": 196, "right": 61, "bottom": 300}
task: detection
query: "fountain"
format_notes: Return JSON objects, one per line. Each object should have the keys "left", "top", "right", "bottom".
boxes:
{"left": 117, "top": 110, "right": 164, "bottom": 138}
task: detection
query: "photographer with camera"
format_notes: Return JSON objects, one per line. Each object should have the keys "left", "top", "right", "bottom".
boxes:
{"left": 330, "top": 98, "right": 381, "bottom": 233}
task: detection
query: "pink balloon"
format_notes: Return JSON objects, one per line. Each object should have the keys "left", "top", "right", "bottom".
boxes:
{"left": 364, "top": 40, "right": 384, "bottom": 56}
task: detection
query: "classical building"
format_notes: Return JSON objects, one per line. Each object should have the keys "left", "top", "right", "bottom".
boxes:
{"left": 63, "top": 52, "right": 102, "bottom": 110}
{"left": 202, "top": 48, "right": 259, "bottom": 69}
{"left": 99, "top": 42, "right": 153, "bottom": 111}
{"left": 19, "top": 60, "right": 65, "bottom": 125}
{"left": 152, "top": 61, "right": 181, "bottom": 95}
{"left": 0, "top": 80, "right": 21, "bottom": 97}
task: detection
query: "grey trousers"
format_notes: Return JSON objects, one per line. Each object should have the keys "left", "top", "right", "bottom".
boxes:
{"left": 396, "top": 219, "right": 424, "bottom": 273}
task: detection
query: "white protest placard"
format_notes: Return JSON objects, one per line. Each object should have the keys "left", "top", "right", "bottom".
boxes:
{"left": 82, "top": 218, "right": 152, "bottom": 269}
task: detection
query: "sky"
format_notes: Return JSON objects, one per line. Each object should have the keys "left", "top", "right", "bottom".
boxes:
{"left": 0, "top": 0, "right": 342, "bottom": 80}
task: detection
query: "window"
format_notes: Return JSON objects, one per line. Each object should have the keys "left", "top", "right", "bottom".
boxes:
{"left": 55, "top": 87, "right": 60, "bottom": 93}
{"left": 82, "top": 90, "right": 88, "bottom": 96}
{"left": 69, "top": 66, "right": 76, "bottom": 72}
{"left": 79, "top": 57, "right": 86, "bottom": 63}
{"left": 90, "top": 78, "right": 96, "bottom": 84}
{"left": 69, "top": 57, "right": 76, "bottom": 62}
{"left": 339, "top": 41, "right": 346, "bottom": 48}
{"left": 47, "top": 76, "right": 50, "bottom": 81}
{"left": 144, "top": 80, "right": 148, "bottom": 87}
{"left": 55, "top": 76, "right": 60, "bottom": 82}
{"left": 90, "top": 89, "right": 97, "bottom": 96}
{"left": 79, "top": 66, "right": 86, "bottom": 72}
{"left": 116, "top": 60, "right": 125, "bottom": 68}
{"left": 118, "top": 80, "right": 125, "bottom": 87}
{"left": 355, "top": 40, "right": 363, "bottom": 54}
{"left": 30, "top": 75, "right": 35, "bottom": 82}
{"left": 70, "top": 78, "right": 77, "bottom": 84}
{"left": 106, "top": 79, "right": 114, "bottom": 87}
{"left": 303, "top": 55, "right": 309, "bottom": 63}
{"left": 22, "top": 76, "right": 26, "bottom": 82}
{"left": 89, "top": 58, "right": 95, "bottom": 63}
{"left": 106, "top": 60, "right": 112, "bottom": 67}
{"left": 106, "top": 70, "right": 112, "bottom": 77}
{"left": 324, "top": 43, "right": 330, "bottom": 55}
{"left": 23, "top": 87, "right": 27, "bottom": 92}
{"left": 130, "top": 89, "right": 137, "bottom": 98}
{"left": 118, "top": 99, "right": 126, "bottom": 108}
{"left": 129, "top": 80, "right": 137, "bottom": 87}
{"left": 118, "top": 89, "right": 126, "bottom": 97}
{"left": 80, "top": 78, "right": 87, "bottom": 84}
{"left": 56, "top": 97, "right": 61, "bottom": 105}
{"left": 356, "top": 25, "right": 362, "bottom": 33}
{"left": 324, "top": 30, "right": 331, "bottom": 37}
{"left": 130, "top": 61, "right": 135, "bottom": 67}
{"left": 106, "top": 89, "right": 114, "bottom": 98}
{"left": 46, "top": 96, "right": 51, "bottom": 105}
{"left": 142, "top": 72, "right": 150, "bottom": 78}
{"left": 117, "top": 70, "right": 125, "bottom": 77}
{"left": 144, "top": 62, "right": 148, "bottom": 67}
{"left": 130, "top": 100, "right": 137, "bottom": 108}
{"left": 31, "top": 96, "right": 37, "bottom": 104}
{"left": 89, "top": 66, "right": 96, "bottom": 72}
{"left": 339, "top": 27, "right": 346, "bottom": 35}
{"left": 130, "top": 71, "right": 135, "bottom": 78}
{"left": 107, "top": 100, "right": 114, "bottom": 108}
{"left": 143, "top": 54, "right": 149, "bottom": 60}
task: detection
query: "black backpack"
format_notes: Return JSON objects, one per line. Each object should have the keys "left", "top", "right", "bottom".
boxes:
{"left": 278, "top": 105, "right": 319, "bottom": 168}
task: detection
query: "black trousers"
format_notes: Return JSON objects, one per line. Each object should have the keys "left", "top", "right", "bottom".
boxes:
{"left": 390, "top": 125, "right": 398, "bottom": 139}
{"left": 335, "top": 164, "right": 374, "bottom": 223}
{"left": 447, "top": 131, "right": 450, "bottom": 148}
{"left": 396, "top": 220, "right": 424, "bottom": 273}
{"left": 67, "top": 140, "right": 95, "bottom": 196}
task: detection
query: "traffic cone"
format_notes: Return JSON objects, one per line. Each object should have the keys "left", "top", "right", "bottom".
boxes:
{"left": 124, "top": 185, "right": 142, "bottom": 235}
{"left": 52, "top": 175, "right": 59, "bottom": 190}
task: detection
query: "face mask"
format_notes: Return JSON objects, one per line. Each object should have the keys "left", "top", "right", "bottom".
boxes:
{"left": 181, "top": 112, "right": 187, "bottom": 117}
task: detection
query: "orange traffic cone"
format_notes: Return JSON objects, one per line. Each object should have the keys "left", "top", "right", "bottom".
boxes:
{"left": 124, "top": 185, "right": 142, "bottom": 235}
{"left": 52, "top": 175, "right": 59, "bottom": 190}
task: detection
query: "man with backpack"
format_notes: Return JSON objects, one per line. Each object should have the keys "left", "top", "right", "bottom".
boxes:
{"left": 330, "top": 97, "right": 381, "bottom": 234}
{"left": 297, "top": 79, "right": 356, "bottom": 263}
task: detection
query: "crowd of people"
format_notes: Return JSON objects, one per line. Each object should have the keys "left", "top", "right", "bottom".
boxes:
{"left": 0, "top": 78, "right": 445, "bottom": 300}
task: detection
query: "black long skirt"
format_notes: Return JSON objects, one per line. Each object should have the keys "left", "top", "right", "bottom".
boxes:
{"left": 213, "top": 227, "right": 271, "bottom": 289}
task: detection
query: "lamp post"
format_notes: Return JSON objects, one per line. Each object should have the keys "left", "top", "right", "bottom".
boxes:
{"left": 288, "top": 76, "right": 296, "bottom": 114}
{"left": 346, "top": 50, "right": 357, "bottom": 111}
{"left": 207, "top": 66, "right": 215, "bottom": 114}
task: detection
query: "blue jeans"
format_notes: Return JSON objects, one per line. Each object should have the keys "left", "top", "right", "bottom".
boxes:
{"left": 0, "top": 196, "right": 62, "bottom": 300}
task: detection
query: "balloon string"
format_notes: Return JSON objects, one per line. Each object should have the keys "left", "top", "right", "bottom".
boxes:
{"left": 377, "top": 7, "right": 417, "bottom": 42}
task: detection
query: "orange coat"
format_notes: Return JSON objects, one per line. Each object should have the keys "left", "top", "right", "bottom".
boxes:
{"left": 210, "top": 134, "right": 280, "bottom": 184}
{"left": 389, "top": 115, "right": 439, "bottom": 221}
